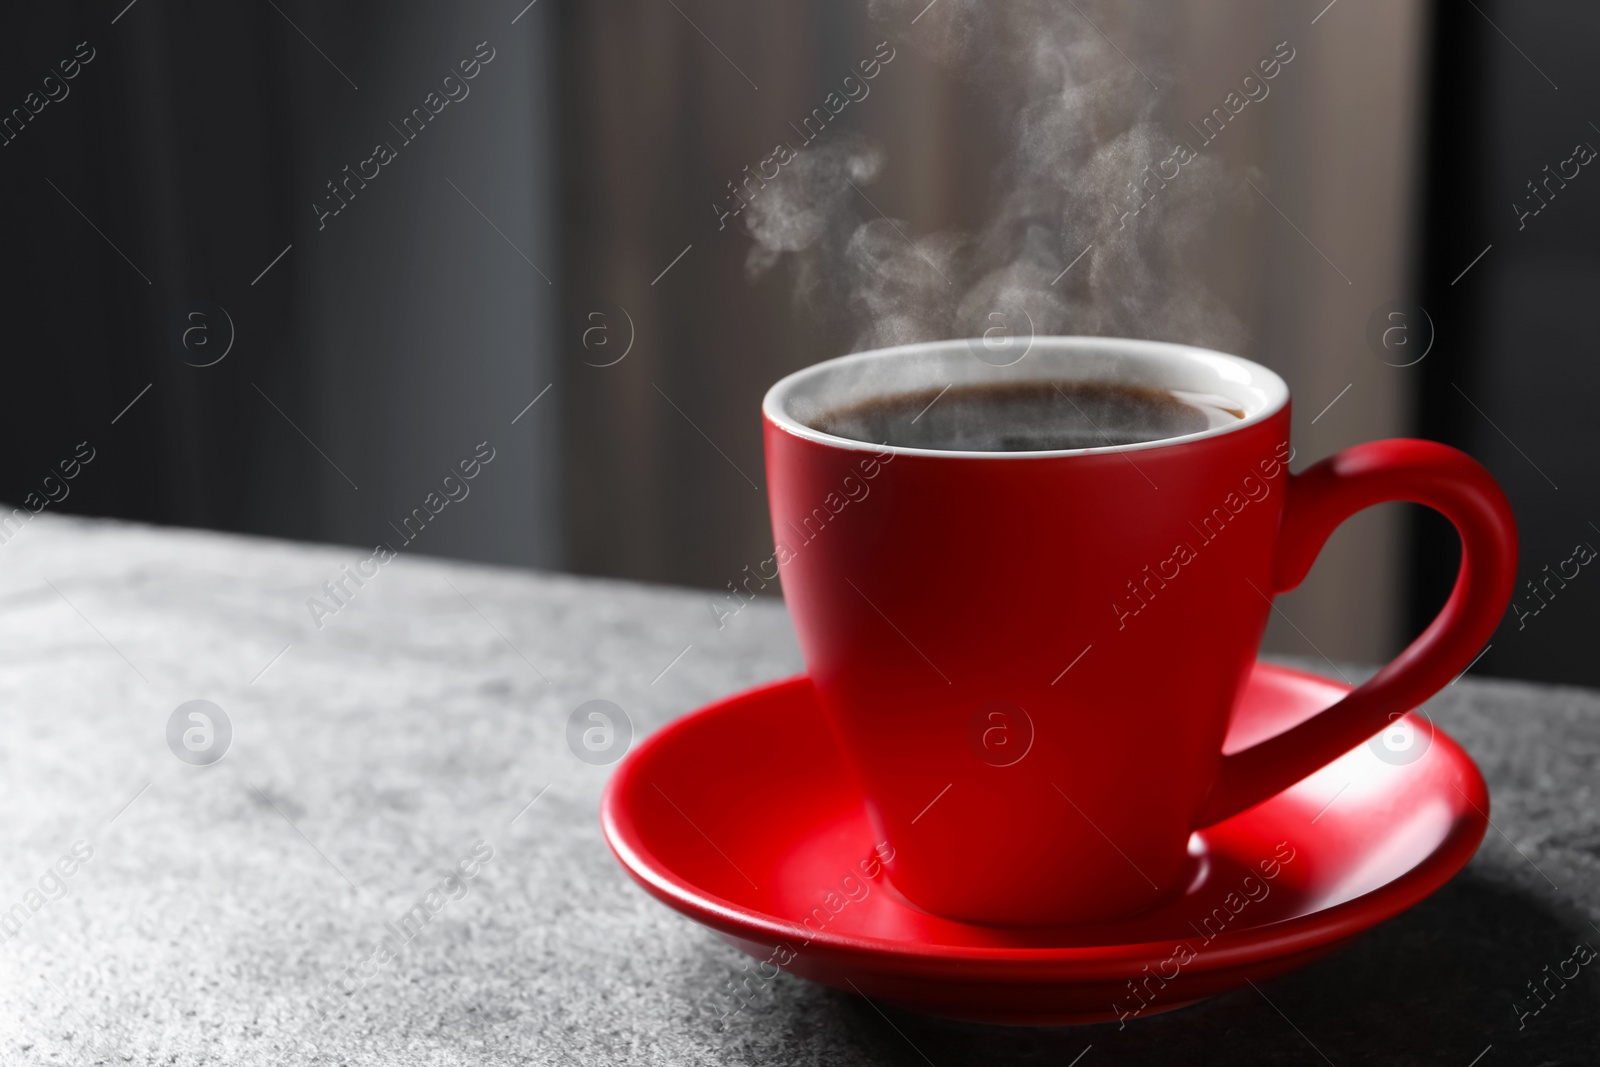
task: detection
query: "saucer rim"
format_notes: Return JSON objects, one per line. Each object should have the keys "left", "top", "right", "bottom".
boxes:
{"left": 601, "top": 663, "right": 1489, "bottom": 980}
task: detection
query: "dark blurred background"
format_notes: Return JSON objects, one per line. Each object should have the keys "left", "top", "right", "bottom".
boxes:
{"left": 0, "top": 0, "right": 1592, "bottom": 686}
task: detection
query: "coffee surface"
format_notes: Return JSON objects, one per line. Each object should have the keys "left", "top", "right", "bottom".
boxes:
{"left": 811, "top": 381, "right": 1243, "bottom": 452}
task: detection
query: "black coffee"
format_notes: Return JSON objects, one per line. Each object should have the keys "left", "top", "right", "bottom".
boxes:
{"left": 811, "top": 381, "right": 1243, "bottom": 452}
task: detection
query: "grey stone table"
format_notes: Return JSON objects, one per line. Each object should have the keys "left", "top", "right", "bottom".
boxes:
{"left": 1, "top": 514, "right": 1597, "bottom": 1065}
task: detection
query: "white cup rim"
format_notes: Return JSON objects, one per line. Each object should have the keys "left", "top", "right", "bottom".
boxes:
{"left": 763, "top": 336, "right": 1290, "bottom": 460}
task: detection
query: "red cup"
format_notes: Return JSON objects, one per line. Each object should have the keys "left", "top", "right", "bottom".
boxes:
{"left": 762, "top": 338, "right": 1517, "bottom": 927}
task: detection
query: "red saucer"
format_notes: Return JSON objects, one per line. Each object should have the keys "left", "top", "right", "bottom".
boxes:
{"left": 601, "top": 663, "right": 1488, "bottom": 1025}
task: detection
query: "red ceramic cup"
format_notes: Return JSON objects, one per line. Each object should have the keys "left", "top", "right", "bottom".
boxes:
{"left": 762, "top": 337, "right": 1517, "bottom": 927}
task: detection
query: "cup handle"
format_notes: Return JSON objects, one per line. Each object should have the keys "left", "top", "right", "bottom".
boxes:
{"left": 1194, "top": 439, "right": 1518, "bottom": 827}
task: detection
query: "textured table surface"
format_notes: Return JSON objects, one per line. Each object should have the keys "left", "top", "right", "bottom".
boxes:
{"left": 0, "top": 514, "right": 1596, "bottom": 1065}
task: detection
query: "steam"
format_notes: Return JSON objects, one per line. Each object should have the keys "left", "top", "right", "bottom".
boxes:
{"left": 741, "top": 0, "right": 1255, "bottom": 355}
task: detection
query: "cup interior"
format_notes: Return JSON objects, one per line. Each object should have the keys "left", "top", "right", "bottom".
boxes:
{"left": 764, "top": 337, "right": 1289, "bottom": 458}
